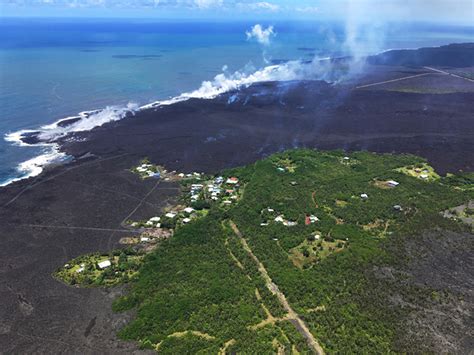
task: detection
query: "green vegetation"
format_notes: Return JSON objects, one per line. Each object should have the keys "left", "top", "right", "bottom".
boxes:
{"left": 64, "top": 149, "right": 473, "bottom": 353}
{"left": 55, "top": 248, "right": 144, "bottom": 287}
{"left": 131, "top": 158, "right": 161, "bottom": 179}
{"left": 395, "top": 162, "right": 440, "bottom": 181}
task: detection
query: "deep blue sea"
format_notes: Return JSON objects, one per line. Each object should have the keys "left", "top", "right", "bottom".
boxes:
{"left": 0, "top": 18, "right": 473, "bottom": 186}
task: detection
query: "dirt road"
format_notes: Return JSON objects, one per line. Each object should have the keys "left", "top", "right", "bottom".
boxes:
{"left": 229, "top": 221, "right": 325, "bottom": 355}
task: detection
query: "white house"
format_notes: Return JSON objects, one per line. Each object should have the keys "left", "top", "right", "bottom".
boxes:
{"left": 361, "top": 193, "right": 369, "bottom": 199}
{"left": 98, "top": 260, "right": 111, "bottom": 269}
{"left": 387, "top": 180, "right": 399, "bottom": 187}
{"left": 149, "top": 216, "right": 161, "bottom": 222}
{"left": 183, "top": 218, "right": 191, "bottom": 224}
{"left": 165, "top": 212, "right": 177, "bottom": 219}
{"left": 274, "top": 216, "right": 284, "bottom": 223}
{"left": 184, "top": 207, "right": 194, "bottom": 214}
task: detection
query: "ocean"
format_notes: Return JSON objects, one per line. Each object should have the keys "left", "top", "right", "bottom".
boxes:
{"left": 0, "top": 18, "right": 472, "bottom": 186}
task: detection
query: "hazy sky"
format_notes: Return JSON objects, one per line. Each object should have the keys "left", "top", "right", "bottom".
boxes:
{"left": 1, "top": 0, "right": 473, "bottom": 25}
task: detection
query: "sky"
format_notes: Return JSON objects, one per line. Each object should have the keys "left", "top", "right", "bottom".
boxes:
{"left": 0, "top": 0, "right": 473, "bottom": 25}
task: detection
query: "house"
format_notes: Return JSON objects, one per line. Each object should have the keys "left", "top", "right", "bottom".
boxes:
{"left": 343, "top": 156, "right": 350, "bottom": 160}
{"left": 165, "top": 212, "right": 177, "bottom": 218}
{"left": 76, "top": 267, "right": 84, "bottom": 273}
{"left": 223, "top": 200, "right": 232, "bottom": 205}
{"left": 267, "top": 208, "right": 275, "bottom": 212}
{"left": 420, "top": 174, "right": 428, "bottom": 179}
{"left": 140, "top": 237, "right": 150, "bottom": 242}
{"left": 215, "top": 176, "right": 224, "bottom": 184}
{"left": 183, "top": 218, "right": 191, "bottom": 224}
{"left": 226, "top": 177, "right": 239, "bottom": 184}
{"left": 178, "top": 173, "right": 185, "bottom": 178}
{"left": 393, "top": 205, "right": 403, "bottom": 211}
{"left": 149, "top": 172, "right": 161, "bottom": 178}
{"left": 305, "top": 216, "right": 311, "bottom": 225}
{"left": 98, "top": 260, "right": 111, "bottom": 269}
{"left": 284, "top": 221, "right": 297, "bottom": 227}
{"left": 386, "top": 180, "right": 399, "bottom": 187}
{"left": 149, "top": 216, "right": 161, "bottom": 222}
{"left": 309, "top": 215, "right": 319, "bottom": 223}
{"left": 184, "top": 207, "right": 194, "bottom": 214}
{"left": 360, "top": 193, "right": 369, "bottom": 199}
{"left": 260, "top": 223, "right": 268, "bottom": 226}
{"left": 274, "top": 216, "right": 284, "bottom": 223}
{"left": 277, "top": 167, "right": 285, "bottom": 172}
{"left": 314, "top": 234, "right": 321, "bottom": 240}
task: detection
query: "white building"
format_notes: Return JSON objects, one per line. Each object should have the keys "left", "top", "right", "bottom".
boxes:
{"left": 98, "top": 260, "right": 111, "bottom": 269}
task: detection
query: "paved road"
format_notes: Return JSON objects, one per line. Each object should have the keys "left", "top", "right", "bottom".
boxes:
{"left": 355, "top": 72, "right": 434, "bottom": 89}
{"left": 424, "top": 66, "right": 474, "bottom": 83}
{"left": 230, "top": 221, "right": 325, "bottom": 355}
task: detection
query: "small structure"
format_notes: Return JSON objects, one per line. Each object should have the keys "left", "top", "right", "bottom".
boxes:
{"left": 149, "top": 216, "right": 161, "bottom": 222}
{"left": 223, "top": 200, "right": 232, "bottom": 205}
{"left": 275, "top": 216, "right": 284, "bottom": 223}
{"left": 165, "top": 212, "right": 177, "bottom": 219}
{"left": 183, "top": 207, "right": 194, "bottom": 214}
{"left": 183, "top": 218, "right": 191, "bottom": 224}
{"left": 343, "top": 156, "right": 350, "bottom": 160}
{"left": 76, "top": 267, "right": 84, "bottom": 273}
{"left": 141, "top": 237, "right": 150, "bottom": 242}
{"left": 277, "top": 167, "right": 285, "bottom": 172}
{"left": 148, "top": 172, "right": 161, "bottom": 178}
{"left": 393, "top": 205, "right": 403, "bottom": 211}
{"left": 420, "top": 174, "right": 428, "bottom": 180}
{"left": 284, "top": 221, "right": 298, "bottom": 227}
{"left": 260, "top": 223, "right": 268, "bottom": 226}
{"left": 226, "top": 177, "right": 239, "bottom": 184}
{"left": 98, "top": 260, "right": 111, "bottom": 269}
{"left": 360, "top": 193, "right": 369, "bottom": 199}
{"left": 314, "top": 234, "right": 321, "bottom": 240}
{"left": 386, "top": 180, "right": 399, "bottom": 187}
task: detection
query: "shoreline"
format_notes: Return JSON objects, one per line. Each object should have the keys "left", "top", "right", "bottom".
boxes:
{"left": 4, "top": 42, "right": 473, "bottom": 188}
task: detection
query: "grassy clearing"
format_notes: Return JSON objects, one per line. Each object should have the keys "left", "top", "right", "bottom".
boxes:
{"left": 55, "top": 248, "right": 144, "bottom": 287}
{"left": 395, "top": 162, "right": 440, "bottom": 182}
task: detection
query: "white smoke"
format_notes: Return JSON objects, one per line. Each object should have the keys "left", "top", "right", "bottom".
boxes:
{"left": 246, "top": 24, "right": 275, "bottom": 46}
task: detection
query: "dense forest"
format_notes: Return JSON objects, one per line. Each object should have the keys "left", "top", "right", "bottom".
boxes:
{"left": 89, "top": 149, "right": 472, "bottom": 353}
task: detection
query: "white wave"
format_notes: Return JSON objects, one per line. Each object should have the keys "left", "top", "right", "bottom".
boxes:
{"left": 37, "top": 103, "right": 138, "bottom": 141}
{"left": 0, "top": 145, "right": 67, "bottom": 187}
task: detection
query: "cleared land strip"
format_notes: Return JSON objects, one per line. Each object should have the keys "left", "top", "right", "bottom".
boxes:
{"left": 10, "top": 224, "right": 139, "bottom": 233}
{"left": 229, "top": 221, "right": 325, "bottom": 355}
{"left": 423, "top": 66, "right": 474, "bottom": 83}
{"left": 355, "top": 72, "right": 434, "bottom": 89}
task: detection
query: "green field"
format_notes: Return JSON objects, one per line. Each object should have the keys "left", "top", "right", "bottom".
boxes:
{"left": 62, "top": 149, "right": 473, "bottom": 353}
